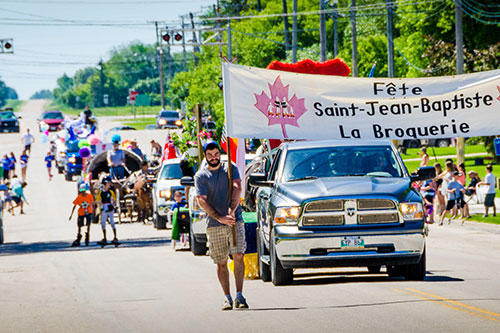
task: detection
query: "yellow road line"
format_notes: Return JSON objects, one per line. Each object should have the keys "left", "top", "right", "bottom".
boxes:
{"left": 407, "top": 288, "right": 500, "bottom": 319}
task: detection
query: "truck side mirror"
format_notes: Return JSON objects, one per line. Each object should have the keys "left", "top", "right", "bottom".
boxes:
{"left": 249, "top": 173, "right": 273, "bottom": 187}
{"left": 410, "top": 166, "right": 436, "bottom": 182}
{"left": 180, "top": 176, "right": 194, "bottom": 187}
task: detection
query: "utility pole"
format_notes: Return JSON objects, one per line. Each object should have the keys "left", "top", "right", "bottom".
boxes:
{"left": 455, "top": 0, "right": 465, "bottom": 164}
{"left": 257, "top": 0, "right": 261, "bottom": 12}
{"left": 319, "top": 0, "right": 327, "bottom": 62}
{"left": 386, "top": 0, "right": 394, "bottom": 78}
{"left": 158, "top": 47, "right": 165, "bottom": 110}
{"left": 181, "top": 18, "right": 187, "bottom": 70}
{"left": 227, "top": 21, "right": 232, "bottom": 60}
{"left": 98, "top": 59, "right": 105, "bottom": 107}
{"left": 282, "top": 0, "right": 291, "bottom": 51}
{"left": 333, "top": 0, "right": 339, "bottom": 58}
{"left": 189, "top": 12, "right": 199, "bottom": 66}
{"left": 350, "top": 0, "right": 358, "bottom": 77}
{"left": 292, "top": 0, "right": 298, "bottom": 63}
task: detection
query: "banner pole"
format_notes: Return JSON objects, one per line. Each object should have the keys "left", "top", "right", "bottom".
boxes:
{"left": 227, "top": 136, "right": 237, "bottom": 245}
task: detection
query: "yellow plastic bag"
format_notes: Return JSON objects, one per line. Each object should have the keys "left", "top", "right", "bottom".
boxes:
{"left": 229, "top": 253, "right": 259, "bottom": 280}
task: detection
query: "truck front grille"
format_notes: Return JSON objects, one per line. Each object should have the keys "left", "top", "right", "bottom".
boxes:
{"left": 358, "top": 199, "right": 396, "bottom": 210}
{"left": 301, "top": 198, "right": 400, "bottom": 227}
{"left": 303, "top": 215, "right": 344, "bottom": 226}
{"left": 358, "top": 213, "right": 399, "bottom": 224}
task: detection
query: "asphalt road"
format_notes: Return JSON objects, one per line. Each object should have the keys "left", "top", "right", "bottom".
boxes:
{"left": 1, "top": 100, "right": 500, "bottom": 332}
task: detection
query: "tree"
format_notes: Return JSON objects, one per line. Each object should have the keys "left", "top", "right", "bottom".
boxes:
{"left": 30, "top": 89, "right": 53, "bottom": 99}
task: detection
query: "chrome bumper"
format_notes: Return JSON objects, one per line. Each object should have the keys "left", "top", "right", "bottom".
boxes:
{"left": 157, "top": 202, "right": 173, "bottom": 216}
{"left": 274, "top": 226, "right": 425, "bottom": 269}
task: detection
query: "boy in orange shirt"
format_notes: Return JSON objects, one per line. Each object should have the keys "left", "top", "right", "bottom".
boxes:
{"left": 69, "top": 183, "right": 94, "bottom": 246}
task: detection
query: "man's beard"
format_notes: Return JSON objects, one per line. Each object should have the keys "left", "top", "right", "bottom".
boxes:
{"left": 207, "top": 158, "right": 220, "bottom": 168}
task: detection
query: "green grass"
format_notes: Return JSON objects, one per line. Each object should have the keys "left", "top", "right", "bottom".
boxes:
{"left": 48, "top": 100, "right": 161, "bottom": 117}
{"left": 3, "top": 99, "right": 24, "bottom": 112}
{"left": 401, "top": 144, "right": 487, "bottom": 160}
{"left": 466, "top": 214, "right": 500, "bottom": 225}
{"left": 120, "top": 117, "right": 157, "bottom": 130}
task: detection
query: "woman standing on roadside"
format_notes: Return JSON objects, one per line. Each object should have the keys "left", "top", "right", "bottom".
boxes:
{"left": 19, "top": 150, "right": 29, "bottom": 182}
{"left": 434, "top": 162, "right": 445, "bottom": 216}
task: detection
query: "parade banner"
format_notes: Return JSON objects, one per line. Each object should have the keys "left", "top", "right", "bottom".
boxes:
{"left": 222, "top": 62, "right": 500, "bottom": 140}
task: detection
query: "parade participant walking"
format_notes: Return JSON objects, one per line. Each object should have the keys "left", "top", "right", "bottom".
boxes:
{"left": 69, "top": 183, "right": 94, "bottom": 246}
{"left": 82, "top": 106, "right": 94, "bottom": 127}
{"left": 19, "top": 150, "right": 29, "bottom": 182}
{"left": 439, "top": 171, "right": 465, "bottom": 225}
{"left": 477, "top": 164, "right": 497, "bottom": 217}
{"left": 8, "top": 152, "right": 16, "bottom": 178}
{"left": 95, "top": 176, "right": 118, "bottom": 246}
{"left": 1, "top": 154, "right": 11, "bottom": 183}
{"left": 21, "top": 128, "right": 35, "bottom": 155}
{"left": 170, "top": 190, "right": 187, "bottom": 249}
{"left": 107, "top": 135, "right": 126, "bottom": 180}
{"left": 194, "top": 142, "right": 249, "bottom": 310}
{"left": 45, "top": 151, "right": 54, "bottom": 180}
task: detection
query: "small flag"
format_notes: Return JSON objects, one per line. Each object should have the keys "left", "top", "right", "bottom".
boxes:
{"left": 368, "top": 61, "right": 377, "bottom": 78}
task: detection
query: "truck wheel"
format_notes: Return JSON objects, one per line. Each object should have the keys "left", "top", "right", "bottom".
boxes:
{"left": 156, "top": 216, "right": 167, "bottom": 230}
{"left": 65, "top": 172, "right": 72, "bottom": 181}
{"left": 190, "top": 228, "right": 207, "bottom": 256}
{"left": 405, "top": 249, "right": 426, "bottom": 281}
{"left": 257, "top": 229, "right": 271, "bottom": 282}
{"left": 436, "top": 139, "right": 450, "bottom": 148}
{"left": 368, "top": 266, "right": 381, "bottom": 274}
{"left": 270, "top": 238, "right": 293, "bottom": 286}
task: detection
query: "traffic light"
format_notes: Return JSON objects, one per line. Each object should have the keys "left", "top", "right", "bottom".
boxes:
{"left": 174, "top": 33, "right": 182, "bottom": 42}
{"left": 0, "top": 38, "right": 13, "bottom": 54}
{"left": 162, "top": 34, "right": 170, "bottom": 42}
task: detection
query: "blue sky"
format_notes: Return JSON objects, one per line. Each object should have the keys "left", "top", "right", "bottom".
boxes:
{"left": 0, "top": 0, "right": 214, "bottom": 99}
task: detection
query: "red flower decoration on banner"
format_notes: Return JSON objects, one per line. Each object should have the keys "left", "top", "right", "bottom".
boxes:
{"left": 254, "top": 76, "right": 307, "bottom": 138}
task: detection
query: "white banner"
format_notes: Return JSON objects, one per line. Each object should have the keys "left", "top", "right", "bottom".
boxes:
{"left": 222, "top": 63, "right": 500, "bottom": 140}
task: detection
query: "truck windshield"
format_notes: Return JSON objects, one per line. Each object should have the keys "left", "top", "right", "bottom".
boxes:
{"left": 282, "top": 146, "right": 404, "bottom": 182}
{"left": 159, "top": 163, "right": 183, "bottom": 180}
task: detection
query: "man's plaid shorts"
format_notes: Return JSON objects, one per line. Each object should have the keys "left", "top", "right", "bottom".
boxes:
{"left": 206, "top": 222, "right": 246, "bottom": 264}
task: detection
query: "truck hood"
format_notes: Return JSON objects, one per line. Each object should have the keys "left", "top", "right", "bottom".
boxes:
{"left": 41, "top": 119, "right": 63, "bottom": 124}
{"left": 277, "top": 177, "right": 411, "bottom": 204}
{"left": 156, "top": 178, "right": 181, "bottom": 189}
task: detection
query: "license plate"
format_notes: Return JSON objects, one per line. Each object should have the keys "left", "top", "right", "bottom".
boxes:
{"left": 341, "top": 236, "right": 364, "bottom": 248}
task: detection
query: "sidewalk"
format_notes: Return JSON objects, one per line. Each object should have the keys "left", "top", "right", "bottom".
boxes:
{"left": 403, "top": 152, "right": 488, "bottom": 162}
{"left": 466, "top": 196, "right": 500, "bottom": 216}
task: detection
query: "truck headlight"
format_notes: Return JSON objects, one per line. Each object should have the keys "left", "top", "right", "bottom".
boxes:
{"left": 175, "top": 120, "right": 182, "bottom": 126}
{"left": 159, "top": 189, "right": 171, "bottom": 199}
{"left": 400, "top": 203, "right": 423, "bottom": 220}
{"left": 68, "top": 157, "right": 76, "bottom": 164}
{"left": 275, "top": 206, "right": 300, "bottom": 225}
{"left": 158, "top": 119, "right": 167, "bottom": 126}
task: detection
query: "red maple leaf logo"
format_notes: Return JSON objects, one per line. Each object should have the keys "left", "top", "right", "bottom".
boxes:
{"left": 254, "top": 76, "right": 307, "bottom": 138}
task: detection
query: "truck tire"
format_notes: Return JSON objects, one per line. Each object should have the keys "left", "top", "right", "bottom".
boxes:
{"left": 436, "top": 139, "right": 450, "bottom": 148}
{"left": 257, "top": 229, "right": 271, "bottom": 282}
{"left": 270, "top": 237, "right": 293, "bottom": 286}
{"left": 156, "top": 216, "right": 167, "bottom": 230}
{"left": 405, "top": 249, "right": 426, "bottom": 281}
{"left": 65, "top": 172, "right": 72, "bottom": 181}
{"left": 190, "top": 228, "right": 207, "bottom": 256}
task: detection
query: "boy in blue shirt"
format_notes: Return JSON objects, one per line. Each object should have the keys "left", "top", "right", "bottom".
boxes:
{"left": 45, "top": 151, "right": 54, "bottom": 181}
{"left": 439, "top": 172, "right": 465, "bottom": 225}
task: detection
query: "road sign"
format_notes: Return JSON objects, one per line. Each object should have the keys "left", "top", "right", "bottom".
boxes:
{"left": 135, "top": 94, "right": 150, "bottom": 107}
{"left": 103, "top": 94, "right": 109, "bottom": 105}
{"left": 494, "top": 138, "right": 500, "bottom": 156}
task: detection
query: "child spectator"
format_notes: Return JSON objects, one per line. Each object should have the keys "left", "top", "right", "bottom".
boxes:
{"left": 2, "top": 154, "right": 11, "bottom": 183}
{"left": 8, "top": 152, "right": 16, "bottom": 178}
{"left": 69, "top": 183, "right": 94, "bottom": 246}
{"left": 439, "top": 171, "right": 465, "bottom": 225}
{"left": 19, "top": 150, "right": 29, "bottom": 182}
{"left": 421, "top": 178, "right": 436, "bottom": 224}
{"left": 170, "top": 191, "right": 187, "bottom": 249}
{"left": 477, "top": 164, "right": 496, "bottom": 217}
{"left": 45, "top": 151, "right": 54, "bottom": 180}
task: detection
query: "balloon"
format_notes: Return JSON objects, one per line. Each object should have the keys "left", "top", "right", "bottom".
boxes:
{"left": 78, "top": 139, "right": 90, "bottom": 148}
{"left": 88, "top": 134, "right": 100, "bottom": 146}
{"left": 79, "top": 147, "right": 91, "bottom": 158}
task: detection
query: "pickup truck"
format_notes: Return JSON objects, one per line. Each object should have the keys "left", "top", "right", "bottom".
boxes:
{"left": 249, "top": 140, "right": 435, "bottom": 286}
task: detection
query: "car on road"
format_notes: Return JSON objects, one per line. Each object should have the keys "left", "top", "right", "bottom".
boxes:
{"left": 248, "top": 140, "right": 434, "bottom": 285}
{"left": 64, "top": 140, "right": 82, "bottom": 181}
{"left": 110, "top": 126, "right": 136, "bottom": 131}
{"left": 38, "top": 110, "right": 64, "bottom": 132}
{"left": 0, "top": 110, "right": 20, "bottom": 133}
{"left": 156, "top": 110, "right": 182, "bottom": 129}
{"left": 152, "top": 158, "right": 188, "bottom": 229}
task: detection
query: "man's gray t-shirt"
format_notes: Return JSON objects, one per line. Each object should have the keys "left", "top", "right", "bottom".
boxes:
{"left": 108, "top": 149, "right": 125, "bottom": 166}
{"left": 194, "top": 162, "right": 243, "bottom": 227}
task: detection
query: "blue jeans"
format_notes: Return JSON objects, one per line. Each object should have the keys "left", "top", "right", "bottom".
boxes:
{"left": 110, "top": 165, "right": 125, "bottom": 179}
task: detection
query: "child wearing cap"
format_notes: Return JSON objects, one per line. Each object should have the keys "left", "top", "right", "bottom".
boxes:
{"left": 69, "top": 183, "right": 94, "bottom": 246}
{"left": 95, "top": 176, "right": 118, "bottom": 245}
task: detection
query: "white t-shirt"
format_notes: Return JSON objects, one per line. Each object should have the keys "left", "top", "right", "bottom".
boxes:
{"left": 22, "top": 133, "right": 34, "bottom": 145}
{"left": 485, "top": 172, "right": 496, "bottom": 194}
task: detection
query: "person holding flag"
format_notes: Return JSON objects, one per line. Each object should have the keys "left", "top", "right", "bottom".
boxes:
{"left": 194, "top": 141, "right": 249, "bottom": 311}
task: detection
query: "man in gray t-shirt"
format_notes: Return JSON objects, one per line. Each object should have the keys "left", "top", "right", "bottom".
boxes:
{"left": 194, "top": 141, "right": 249, "bottom": 310}
{"left": 107, "top": 140, "right": 126, "bottom": 179}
